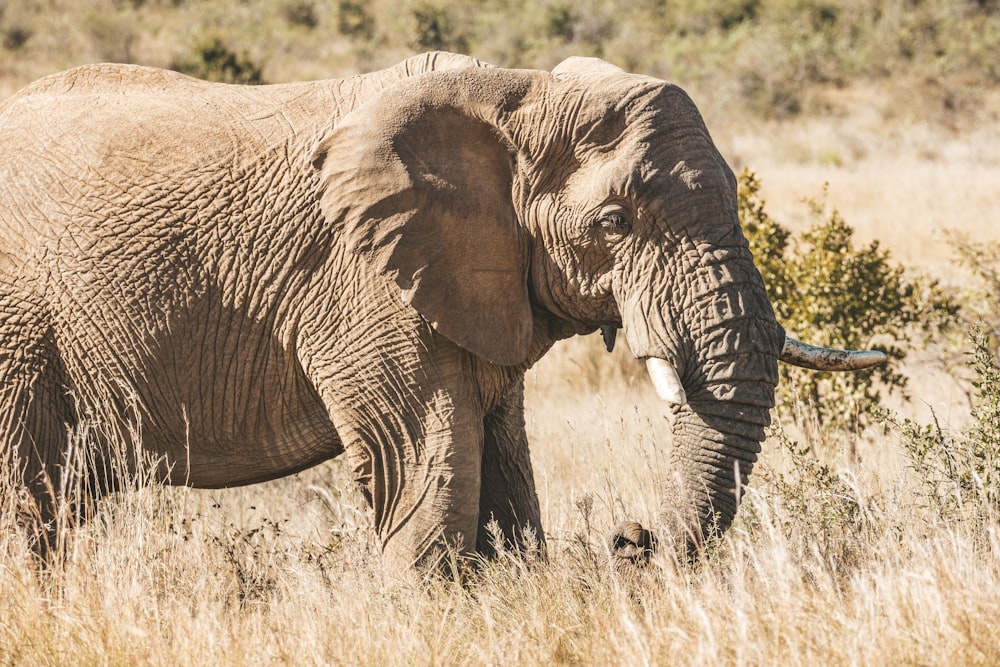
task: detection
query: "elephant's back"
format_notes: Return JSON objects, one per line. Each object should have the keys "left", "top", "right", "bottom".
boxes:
{"left": 2, "top": 63, "right": 214, "bottom": 106}
{"left": 1, "top": 52, "right": 494, "bottom": 113}
{"left": 0, "top": 68, "right": 322, "bottom": 227}
{"left": 0, "top": 52, "right": 500, "bottom": 251}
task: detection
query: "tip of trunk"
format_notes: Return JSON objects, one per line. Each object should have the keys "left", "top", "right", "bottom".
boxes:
{"left": 662, "top": 399, "right": 768, "bottom": 558}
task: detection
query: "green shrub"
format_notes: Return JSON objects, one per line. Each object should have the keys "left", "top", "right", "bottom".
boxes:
{"left": 744, "top": 420, "right": 873, "bottom": 568}
{"left": 545, "top": 4, "right": 576, "bottom": 42}
{"left": 2, "top": 25, "right": 31, "bottom": 51}
{"left": 172, "top": 38, "right": 265, "bottom": 85}
{"left": 949, "top": 233, "right": 1000, "bottom": 346}
{"left": 738, "top": 169, "right": 959, "bottom": 433}
{"left": 882, "top": 326, "right": 1000, "bottom": 535}
{"left": 283, "top": 1, "right": 319, "bottom": 29}
{"left": 410, "top": 3, "right": 468, "bottom": 53}
{"left": 336, "top": 0, "right": 374, "bottom": 39}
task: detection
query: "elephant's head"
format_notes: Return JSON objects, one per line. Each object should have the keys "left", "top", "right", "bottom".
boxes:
{"left": 314, "top": 56, "right": 884, "bottom": 555}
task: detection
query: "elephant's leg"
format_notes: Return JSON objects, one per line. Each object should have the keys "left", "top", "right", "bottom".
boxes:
{"left": 323, "top": 345, "right": 486, "bottom": 576}
{"left": 0, "top": 301, "right": 79, "bottom": 550}
{"left": 385, "top": 391, "right": 483, "bottom": 574}
{"left": 476, "top": 376, "right": 544, "bottom": 557}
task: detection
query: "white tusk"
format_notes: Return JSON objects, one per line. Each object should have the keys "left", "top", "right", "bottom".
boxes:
{"left": 780, "top": 336, "right": 888, "bottom": 371}
{"left": 645, "top": 358, "right": 687, "bottom": 405}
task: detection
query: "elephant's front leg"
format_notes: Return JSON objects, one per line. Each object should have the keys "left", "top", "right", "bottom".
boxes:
{"left": 333, "top": 357, "right": 486, "bottom": 575}
{"left": 476, "top": 376, "right": 544, "bottom": 557}
{"left": 387, "top": 391, "right": 485, "bottom": 573}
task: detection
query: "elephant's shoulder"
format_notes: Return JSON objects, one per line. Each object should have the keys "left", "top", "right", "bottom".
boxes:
{"left": 387, "top": 52, "right": 495, "bottom": 79}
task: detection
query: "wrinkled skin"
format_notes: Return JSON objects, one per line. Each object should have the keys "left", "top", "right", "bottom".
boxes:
{"left": 0, "top": 52, "right": 784, "bottom": 573}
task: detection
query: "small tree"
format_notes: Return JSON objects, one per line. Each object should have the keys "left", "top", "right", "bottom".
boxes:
{"left": 884, "top": 326, "right": 1000, "bottom": 537}
{"left": 336, "top": 0, "right": 374, "bottom": 40}
{"left": 410, "top": 3, "right": 468, "bottom": 53}
{"left": 172, "top": 38, "right": 264, "bottom": 85}
{"left": 949, "top": 233, "right": 1000, "bottom": 348}
{"left": 738, "top": 169, "right": 958, "bottom": 433}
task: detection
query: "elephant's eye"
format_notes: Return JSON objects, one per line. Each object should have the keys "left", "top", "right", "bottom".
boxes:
{"left": 596, "top": 205, "right": 632, "bottom": 240}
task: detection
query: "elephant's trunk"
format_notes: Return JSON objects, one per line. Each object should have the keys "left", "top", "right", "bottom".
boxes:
{"left": 639, "top": 317, "right": 777, "bottom": 552}
{"left": 621, "top": 242, "right": 782, "bottom": 557}
{"left": 666, "top": 389, "right": 773, "bottom": 551}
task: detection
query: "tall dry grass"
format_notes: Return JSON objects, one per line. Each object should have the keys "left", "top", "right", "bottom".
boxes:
{"left": 713, "top": 86, "right": 1000, "bottom": 278}
{"left": 3, "top": 339, "right": 1000, "bottom": 665}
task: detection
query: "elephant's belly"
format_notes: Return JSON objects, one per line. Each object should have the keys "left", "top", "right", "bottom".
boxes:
{"left": 128, "top": 358, "right": 345, "bottom": 489}
{"left": 164, "top": 413, "right": 345, "bottom": 489}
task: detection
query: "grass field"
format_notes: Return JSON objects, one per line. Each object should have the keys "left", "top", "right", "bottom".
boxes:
{"left": 3, "top": 1, "right": 1000, "bottom": 664}
{"left": 4, "top": 374, "right": 1000, "bottom": 665}
{"left": 720, "top": 93, "right": 1000, "bottom": 274}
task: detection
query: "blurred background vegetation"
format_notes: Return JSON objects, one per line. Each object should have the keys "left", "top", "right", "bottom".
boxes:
{"left": 0, "top": 0, "right": 997, "bottom": 126}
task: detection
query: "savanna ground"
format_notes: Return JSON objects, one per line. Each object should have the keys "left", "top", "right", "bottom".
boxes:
{"left": 3, "top": 1, "right": 1000, "bottom": 664}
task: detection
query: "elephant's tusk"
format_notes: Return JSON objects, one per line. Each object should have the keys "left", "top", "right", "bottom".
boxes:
{"left": 780, "top": 336, "right": 888, "bottom": 371}
{"left": 601, "top": 325, "right": 617, "bottom": 353}
{"left": 645, "top": 357, "right": 687, "bottom": 405}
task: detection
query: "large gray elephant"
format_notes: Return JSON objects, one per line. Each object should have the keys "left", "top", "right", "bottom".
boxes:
{"left": 0, "top": 52, "right": 883, "bottom": 572}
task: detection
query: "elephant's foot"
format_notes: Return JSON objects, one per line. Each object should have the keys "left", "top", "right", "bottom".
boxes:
{"left": 608, "top": 520, "right": 657, "bottom": 567}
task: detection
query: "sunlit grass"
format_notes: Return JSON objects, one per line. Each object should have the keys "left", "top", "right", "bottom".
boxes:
{"left": 3, "top": 345, "right": 1000, "bottom": 665}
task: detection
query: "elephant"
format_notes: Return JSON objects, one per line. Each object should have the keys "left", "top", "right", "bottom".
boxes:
{"left": 0, "top": 51, "right": 885, "bottom": 572}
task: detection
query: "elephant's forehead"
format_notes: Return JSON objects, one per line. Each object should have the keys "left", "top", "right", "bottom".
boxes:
{"left": 575, "top": 134, "right": 728, "bottom": 201}
{"left": 562, "top": 144, "right": 647, "bottom": 203}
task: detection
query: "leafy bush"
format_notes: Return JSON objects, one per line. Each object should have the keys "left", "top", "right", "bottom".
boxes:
{"left": 742, "top": 421, "right": 874, "bottom": 568}
{"left": 2, "top": 25, "right": 30, "bottom": 51}
{"left": 172, "top": 38, "right": 264, "bottom": 85}
{"left": 410, "top": 3, "right": 468, "bottom": 53}
{"left": 739, "top": 169, "right": 959, "bottom": 433}
{"left": 545, "top": 5, "right": 576, "bottom": 42}
{"left": 336, "top": 0, "right": 374, "bottom": 39}
{"left": 283, "top": 1, "right": 319, "bottom": 29}
{"left": 949, "top": 233, "right": 1000, "bottom": 347}
{"left": 882, "top": 326, "right": 1000, "bottom": 536}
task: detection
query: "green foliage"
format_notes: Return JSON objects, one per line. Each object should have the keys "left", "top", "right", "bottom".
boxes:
{"left": 172, "top": 38, "right": 264, "bottom": 85}
{"left": 883, "top": 326, "right": 1000, "bottom": 534}
{"left": 1, "top": 25, "right": 30, "bottom": 51}
{"left": 336, "top": 0, "right": 375, "bottom": 39}
{"left": 282, "top": 1, "right": 319, "bottom": 29}
{"left": 410, "top": 2, "right": 468, "bottom": 53}
{"left": 738, "top": 169, "right": 959, "bottom": 433}
{"left": 968, "top": 329, "right": 1000, "bottom": 474}
{"left": 545, "top": 4, "right": 576, "bottom": 42}
{"left": 949, "top": 233, "right": 1000, "bottom": 346}
{"left": 712, "top": 0, "right": 762, "bottom": 30}
{"left": 745, "top": 421, "right": 872, "bottom": 567}
{"left": 736, "top": 170, "right": 792, "bottom": 301}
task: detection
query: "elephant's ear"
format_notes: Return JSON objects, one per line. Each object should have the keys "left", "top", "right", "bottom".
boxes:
{"left": 312, "top": 69, "right": 536, "bottom": 366}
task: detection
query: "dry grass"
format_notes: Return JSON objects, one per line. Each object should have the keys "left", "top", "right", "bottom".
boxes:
{"left": 3, "top": 367, "right": 1000, "bottom": 665}
{"left": 712, "top": 86, "right": 1000, "bottom": 276}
